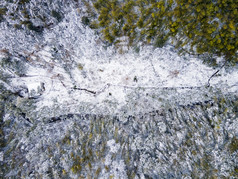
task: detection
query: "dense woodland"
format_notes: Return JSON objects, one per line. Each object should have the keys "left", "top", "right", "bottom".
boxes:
{"left": 82, "top": 0, "right": 238, "bottom": 64}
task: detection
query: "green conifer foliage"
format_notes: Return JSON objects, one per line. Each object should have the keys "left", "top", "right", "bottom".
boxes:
{"left": 85, "top": 0, "right": 238, "bottom": 62}
{"left": 171, "top": 0, "right": 238, "bottom": 62}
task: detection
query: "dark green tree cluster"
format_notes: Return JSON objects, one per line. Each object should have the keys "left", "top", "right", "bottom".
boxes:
{"left": 84, "top": 0, "right": 238, "bottom": 63}
{"left": 170, "top": 0, "right": 238, "bottom": 62}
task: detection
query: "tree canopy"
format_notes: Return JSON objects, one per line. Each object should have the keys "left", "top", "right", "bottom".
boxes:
{"left": 83, "top": 0, "right": 238, "bottom": 63}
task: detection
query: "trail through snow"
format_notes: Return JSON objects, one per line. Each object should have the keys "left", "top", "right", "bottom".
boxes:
{"left": 3, "top": 9, "right": 238, "bottom": 116}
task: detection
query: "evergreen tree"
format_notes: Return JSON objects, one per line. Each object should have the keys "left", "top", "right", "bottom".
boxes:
{"left": 84, "top": 0, "right": 238, "bottom": 63}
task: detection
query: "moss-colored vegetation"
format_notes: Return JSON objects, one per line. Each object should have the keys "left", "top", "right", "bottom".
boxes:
{"left": 51, "top": 10, "right": 63, "bottom": 22}
{"left": 0, "top": 7, "right": 8, "bottom": 22}
{"left": 26, "top": 22, "right": 44, "bottom": 33}
{"left": 84, "top": 0, "right": 238, "bottom": 63}
{"left": 18, "top": 0, "right": 30, "bottom": 4}
{"left": 234, "top": 166, "right": 238, "bottom": 174}
{"left": 229, "top": 137, "right": 238, "bottom": 153}
{"left": 81, "top": 16, "right": 90, "bottom": 26}
{"left": 0, "top": 7, "right": 7, "bottom": 15}
{"left": 63, "top": 118, "right": 109, "bottom": 177}
{"left": 77, "top": 63, "right": 84, "bottom": 70}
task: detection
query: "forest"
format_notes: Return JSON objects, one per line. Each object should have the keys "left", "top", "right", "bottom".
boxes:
{"left": 82, "top": 0, "right": 238, "bottom": 64}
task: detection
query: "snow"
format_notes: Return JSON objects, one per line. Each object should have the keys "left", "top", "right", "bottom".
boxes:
{"left": 109, "top": 160, "right": 128, "bottom": 179}
{"left": 0, "top": 5, "right": 238, "bottom": 178}
{"left": 104, "top": 140, "right": 127, "bottom": 179}
{"left": 0, "top": 152, "right": 3, "bottom": 162}
{"left": 10, "top": 30, "right": 237, "bottom": 115}
{"left": 107, "top": 139, "right": 120, "bottom": 153}
{"left": 1, "top": 8, "right": 236, "bottom": 118}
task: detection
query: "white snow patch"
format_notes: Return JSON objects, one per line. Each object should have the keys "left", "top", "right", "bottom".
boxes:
{"left": 27, "top": 82, "right": 40, "bottom": 92}
{"left": 104, "top": 154, "right": 112, "bottom": 166}
{"left": 0, "top": 152, "right": 3, "bottom": 162}
{"left": 107, "top": 139, "right": 120, "bottom": 153}
{"left": 176, "top": 132, "right": 185, "bottom": 144}
{"left": 110, "top": 160, "right": 128, "bottom": 179}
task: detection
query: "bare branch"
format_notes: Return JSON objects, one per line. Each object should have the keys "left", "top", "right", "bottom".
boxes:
{"left": 207, "top": 60, "right": 227, "bottom": 87}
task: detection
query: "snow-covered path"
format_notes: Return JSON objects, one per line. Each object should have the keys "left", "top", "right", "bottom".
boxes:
{"left": 1, "top": 9, "right": 237, "bottom": 115}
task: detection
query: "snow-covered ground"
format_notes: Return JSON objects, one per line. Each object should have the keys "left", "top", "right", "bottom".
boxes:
{"left": 1, "top": 9, "right": 237, "bottom": 117}
{"left": 0, "top": 4, "right": 238, "bottom": 179}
